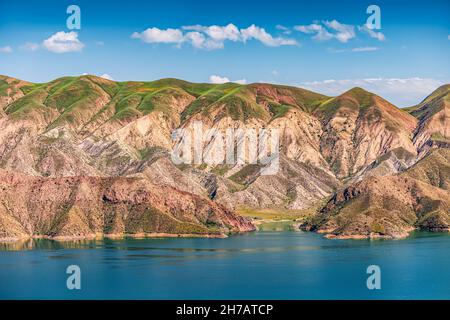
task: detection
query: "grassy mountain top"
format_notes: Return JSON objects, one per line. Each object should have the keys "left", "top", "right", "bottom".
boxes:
{"left": 1, "top": 75, "right": 444, "bottom": 132}
{"left": 0, "top": 75, "right": 30, "bottom": 100}
{"left": 313, "top": 86, "right": 414, "bottom": 128}
{"left": 315, "top": 86, "right": 377, "bottom": 115}
{"left": 1, "top": 75, "right": 332, "bottom": 125}
{"left": 308, "top": 83, "right": 448, "bottom": 127}
{"left": 416, "top": 84, "right": 450, "bottom": 107}
{"left": 405, "top": 84, "right": 450, "bottom": 121}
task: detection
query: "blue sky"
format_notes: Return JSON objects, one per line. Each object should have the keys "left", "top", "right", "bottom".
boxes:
{"left": 0, "top": 0, "right": 449, "bottom": 106}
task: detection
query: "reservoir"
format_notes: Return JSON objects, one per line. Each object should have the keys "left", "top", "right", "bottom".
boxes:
{"left": 0, "top": 228, "right": 449, "bottom": 299}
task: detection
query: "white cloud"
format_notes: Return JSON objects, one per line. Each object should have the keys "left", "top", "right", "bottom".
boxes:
{"left": 276, "top": 25, "right": 291, "bottom": 35}
{"left": 323, "top": 20, "right": 355, "bottom": 43}
{"left": 234, "top": 79, "right": 247, "bottom": 85}
{"left": 20, "top": 42, "right": 39, "bottom": 51}
{"left": 326, "top": 47, "right": 347, "bottom": 53}
{"left": 132, "top": 24, "right": 298, "bottom": 50}
{"left": 81, "top": 73, "right": 115, "bottom": 81}
{"left": 131, "top": 28, "right": 184, "bottom": 44}
{"left": 327, "top": 47, "right": 380, "bottom": 53}
{"left": 0, "top": 46, "right": 12, "bottom": 53}
{"left": 184, "top": 31, "right": 224, "bottom": 50}
{"left": 184, "top": 31, "right": 207, "bottom": 48}
{"left": 183, "top": 24, "right": 241, "bottom": 43}
{"left": 295, "top": 20, "right": 355, "bottom": 43}
{"left": 351, "top": 46, "right": 379, "bottom": 52}
{"left": 241, "top": 24, "right": 298, "bottom": 47}
{"left": 100, "top": 74, "right": 114, "bottom": 81}
{"left": 358, "top": 25, "right": 385, "bottom": 41}
{"left": 295, "top": 24, "right": 320, "bottom": 33}
{"left": 299, "top": 77, "right": 446, "bottom": 107}
{"left": 209, "top": 75, "right": 230, "bottom": 84}
{"left": 42, "top": 31, "right": 84, "bottom": 53}
{"left": 209, "top": 75, "right": 247, "bottom": 84}
{"left": 296, "top": 20, "right": 387, "bottom": 43}
{"left": 295, "top": 23, "right": 333, "bottom": 41}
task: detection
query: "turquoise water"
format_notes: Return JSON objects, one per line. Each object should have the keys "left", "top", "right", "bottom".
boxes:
{"left": 0, "top": 230, "right": 449, "bottom": 299}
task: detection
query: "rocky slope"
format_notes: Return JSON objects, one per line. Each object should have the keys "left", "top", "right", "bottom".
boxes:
{"left": 302, "top": 149, "right": 450, "bottom": 238}
{"left": 0, "top": 76, "right": 338, "bottom": 210}
{"left": 0, "top": 75, "right": 449, "bottom": 240}
{"left": 407, "top": 84, "right": 450, "bottom": 155}
{"left": 314, "top": 87, "right": 417, "bottom": 179}
{"left": 0, "top": 169, "right": 254, "bottom": 240}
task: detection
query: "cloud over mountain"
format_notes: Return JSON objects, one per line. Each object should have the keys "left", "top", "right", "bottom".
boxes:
{"left": 42, "top": 31, "right": 84, "bottom": 53}
{"left": 300, "top": 77, "right": 445, "bottom": 107}
{"left": 209, "top": 75, "right": 247, "bottom": 84}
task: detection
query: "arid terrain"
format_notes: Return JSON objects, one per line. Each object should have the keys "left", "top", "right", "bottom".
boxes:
{"left": 0, "top": 74, "right": 448, "bottom": 240}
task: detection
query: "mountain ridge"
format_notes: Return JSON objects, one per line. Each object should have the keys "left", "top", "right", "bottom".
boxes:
{"left": 0, "top": 75, "right": 449, "bottom": 240}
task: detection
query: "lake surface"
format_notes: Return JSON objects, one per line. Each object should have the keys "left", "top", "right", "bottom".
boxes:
{"left": 0, "top": 228, "right": 449, "bottom": 299}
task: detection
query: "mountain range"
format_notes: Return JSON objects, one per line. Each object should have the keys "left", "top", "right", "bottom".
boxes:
{"left": 0, "top": 74, "right": 448, "bottom": 240}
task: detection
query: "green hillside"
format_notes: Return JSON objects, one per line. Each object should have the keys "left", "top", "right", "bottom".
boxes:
{"left": 1, "top": 75, "right": 331, "bottom": 127}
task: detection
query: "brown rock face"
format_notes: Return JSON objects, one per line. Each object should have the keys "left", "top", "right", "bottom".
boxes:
{"left": 315, "top": 88, "right": 417, "bottom": 178}
{"left": 0, "top": 169, "right": 254, "bottom": 241}
{"left": 410, "top": 84, "right": 450, "bottom": 155}
{"left": 303, "top": 149, "right": 450, "bottom": 239}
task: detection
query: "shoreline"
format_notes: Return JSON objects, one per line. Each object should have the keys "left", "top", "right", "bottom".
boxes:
{"left": 321, "top": 227, "right": 450, "bottom": 240}
{"left": 1, "top": 225, "right": 448, "bottom": 243}
{"left": 316, "top": 226, "right": 414, "bottom": 240}
{"left": 0, "top": 232, "right": 229, "bottom": 243}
